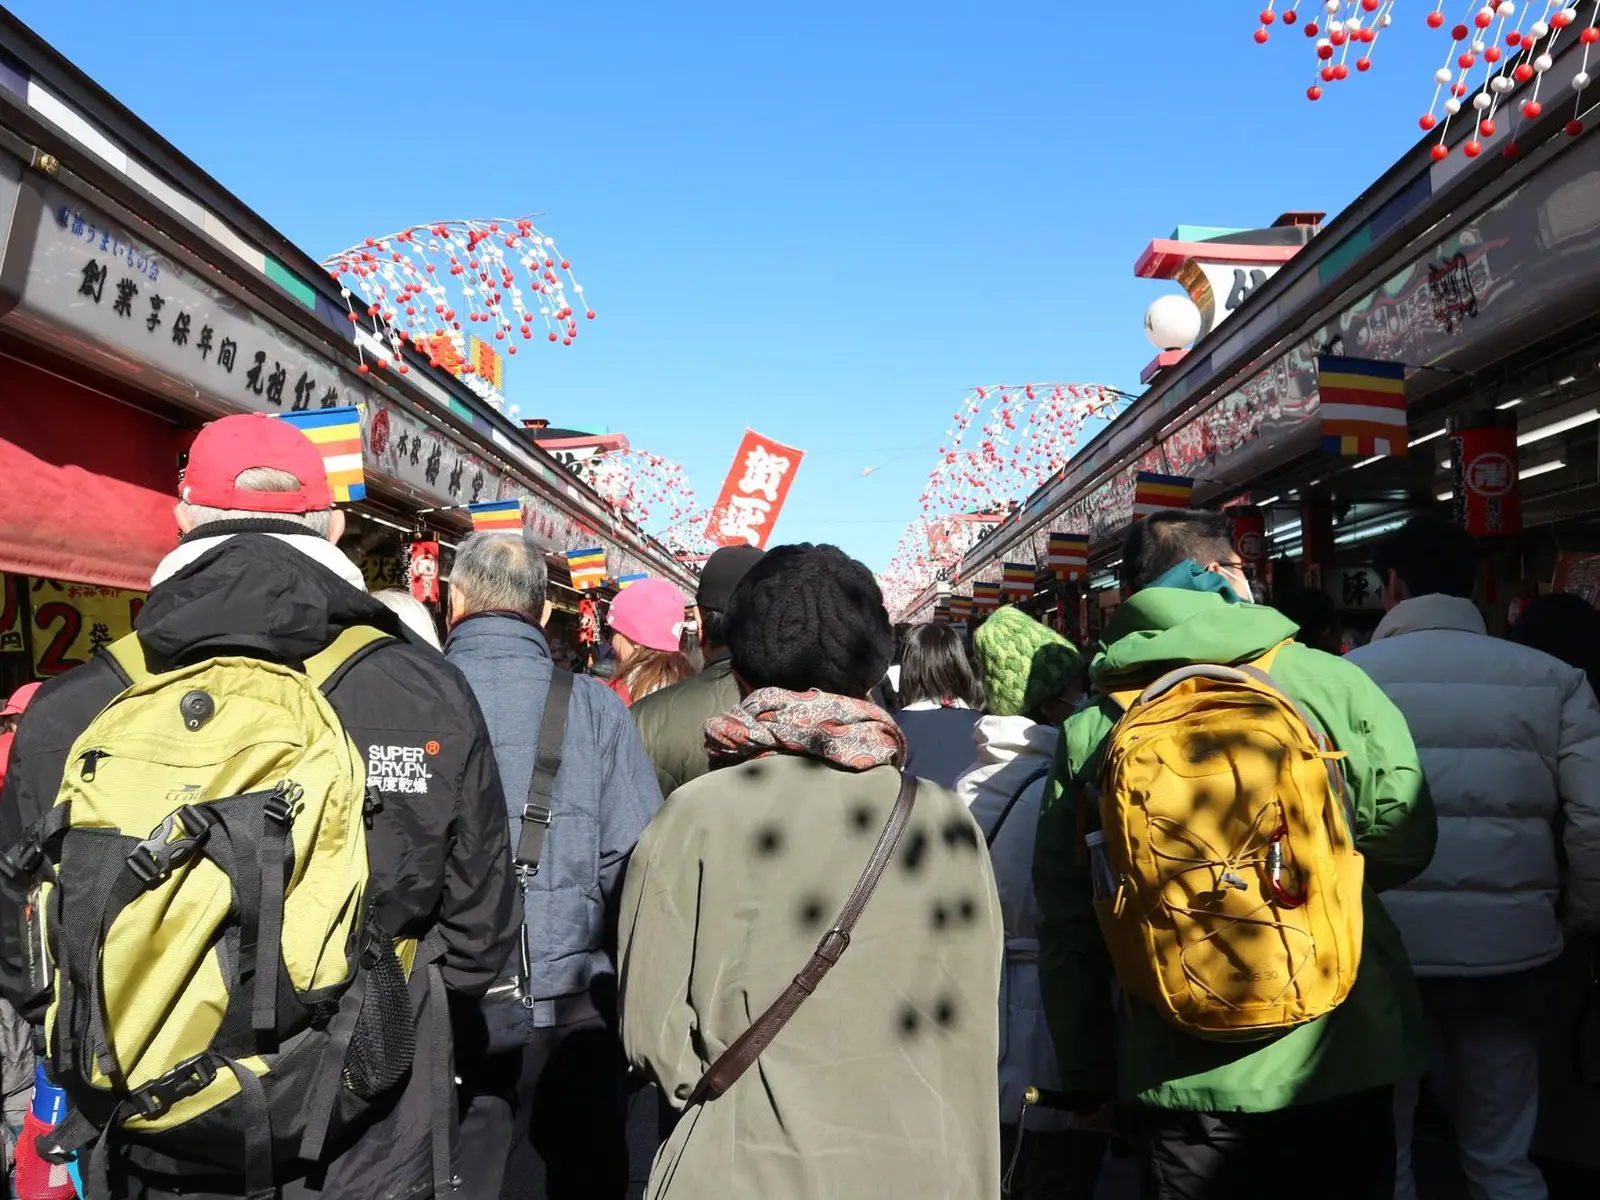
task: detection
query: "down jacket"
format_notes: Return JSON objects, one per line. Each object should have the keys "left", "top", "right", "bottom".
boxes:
{"left": 955, "top": 715, "right": 1069, "bottom": 1132}
{"left": 1347, "top": 593, "right": 1600, "bottom": 976}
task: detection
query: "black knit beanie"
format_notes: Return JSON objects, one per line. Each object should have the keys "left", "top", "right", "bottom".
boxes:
{"left": 724, "top": 543, "right": 893, "bottom": 697}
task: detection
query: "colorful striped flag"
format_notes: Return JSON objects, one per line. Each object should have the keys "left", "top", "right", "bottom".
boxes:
{"left": 469, "top": 499, "right": 523, "bottom": 532}
{"left": 278, "top": 406, "right": 365, "bottom": 503}
{"left": 972, "top": 581, "right": 1002, "bottom": 612}
{"left": 566, "top": 547, "right": 608, "bottom": 591}
{"left": 1317, "top": 355, "right": 1408, "bottom": 457}
{"left": 933, "top": 601, "right": 952, "bottom": 624}
{"left": 1001, "top": 562, "right": 1034, "bottom": 601}
{"left": 614, "top": 573, "right": 648, "bottom": 590}
{"left": 1133, "top": 471, "right": 1194, "bottom": 520}
{"left": 948, "top": 595, "right": 973, "bottom": 621}
{"left": 1046, "top": 532, "right": 1090, "bottom": 581}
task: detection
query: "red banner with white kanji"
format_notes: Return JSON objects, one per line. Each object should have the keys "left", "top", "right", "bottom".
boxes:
{"left": 1448, "top": 422, "right": 1520, "bottom": 537}
{"left": 704, "top": 429, "right": 805, "bottom": 549}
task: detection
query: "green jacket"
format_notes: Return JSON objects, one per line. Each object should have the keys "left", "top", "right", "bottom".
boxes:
{"left": 631, "top": 650, "right": 740, "bottom": 796}
{"left": 1035, "top": 584, "right": 1437, "bottom": 1112}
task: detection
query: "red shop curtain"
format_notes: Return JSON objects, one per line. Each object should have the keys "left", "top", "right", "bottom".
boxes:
{"left": 0, "top": 358, "right": 180, "bottom": 590}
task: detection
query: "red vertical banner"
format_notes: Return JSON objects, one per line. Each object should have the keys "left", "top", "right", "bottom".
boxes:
{"left": 409, "top": 541, "right": 440, "bottom": 604}
{"left": 1229, "top": 507, "right": 1268, "bottom": 592}
{"left": 704, "top": 429, "right": 805, "bottom": 549}
{"left": 1448, "top": 413, "right": 1520, "bottom": 537}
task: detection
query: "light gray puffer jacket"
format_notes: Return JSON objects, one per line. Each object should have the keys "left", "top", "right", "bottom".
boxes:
{"left": 1347, "top": 594, "right": 1600, "bottom": 976}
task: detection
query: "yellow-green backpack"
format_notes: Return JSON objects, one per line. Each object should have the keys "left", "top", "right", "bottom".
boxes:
{"left": 16, "top": 627, "right": 434, "bottom": 1195}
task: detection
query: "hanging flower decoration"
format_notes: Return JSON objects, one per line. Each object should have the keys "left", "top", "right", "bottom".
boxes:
{"left": 877, "top": 383, "right": 1131, "bottom": 616}
{"left": 569, "top": 447, "right": 701, "bottom": 536}
{"left": 322, "top": 217, "right": 592, "bottom": 380}
{"left": 1254, "top": 2, "right": 1598, "bottom": 148}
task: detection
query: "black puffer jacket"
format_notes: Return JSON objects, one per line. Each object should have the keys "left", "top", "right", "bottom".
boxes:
{"left": 0, "top": 531, "right": 521, "bottom": 1200}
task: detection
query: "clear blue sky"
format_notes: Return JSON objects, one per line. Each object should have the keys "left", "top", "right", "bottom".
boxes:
{"left": 15, "top": 1, "right": 1443, "bottom": 568}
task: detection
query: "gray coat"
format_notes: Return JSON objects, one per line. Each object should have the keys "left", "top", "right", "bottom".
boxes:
{"left": 446, "top": 614, "right": 663, "bottom": 1009}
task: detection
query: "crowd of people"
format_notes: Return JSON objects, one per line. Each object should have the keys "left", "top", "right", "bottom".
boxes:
{"left": 0, "top": 414, "right": 1596, "bottom": 1200}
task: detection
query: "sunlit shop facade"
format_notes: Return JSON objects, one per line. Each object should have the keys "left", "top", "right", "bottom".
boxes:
{"left": 911, "top": 38, "right": 1600, "bottom": 649}
{"left": 0, "top": 13, "right": 689, "bottom": 695}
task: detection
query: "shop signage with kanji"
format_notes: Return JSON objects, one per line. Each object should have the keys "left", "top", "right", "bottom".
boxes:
{"left": 26, "top": 577, "right": 145, "bottom": 678}
{"left": 19, "top": 184, "right": 373, "bottom": 427}
{"left": 0, "top": 575, "right": 25, "bottom": 655}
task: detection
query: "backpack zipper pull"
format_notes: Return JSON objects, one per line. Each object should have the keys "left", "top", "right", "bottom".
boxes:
{"left": 78, "top": 749, "right": 109, "bottom": 780}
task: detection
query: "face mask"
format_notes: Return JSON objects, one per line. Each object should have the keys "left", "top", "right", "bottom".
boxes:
{"left": 1220, "top": 567, "right": 1253, "bottom": 605}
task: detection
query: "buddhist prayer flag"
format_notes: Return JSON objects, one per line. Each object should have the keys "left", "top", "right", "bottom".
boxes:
{"left": 469, "top": 499, "right": 523, "bottom": 532}
{"left": 278, "top": 406, "right": 365, "bottom": 503}
{"left": 1001, "top": 562, "right": 1034, "bottom": 601}
{"left": 566, "top": 547, "right": 608, "bottom": 591}
{"left": 972, "top": 581, "right": 1002, "bottom": 612}
{"left": 949, "top": 595, "right": 973, "bottom": 621}
{"left": 1317, "top": 355, "right": 1408, "bottom": 457}
{"left": 1046, "top": 532, "right": 1089, "bottom": 581}
{"left": 614, "top": 573, "right": 647, "bottom": 590}
{"left": 1133, "top": 471, "right": 1194, "bottom": 520}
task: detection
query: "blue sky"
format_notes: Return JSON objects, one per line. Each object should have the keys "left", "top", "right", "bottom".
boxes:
{"left": 15, "top": 2, "right": 1444, "bottom": 568}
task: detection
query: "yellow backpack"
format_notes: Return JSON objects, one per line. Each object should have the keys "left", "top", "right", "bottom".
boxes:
{"left": 5, "top": 628, "right": 436, "bottom": 1193}
{"left": 1087, "top": 642, "right": 1365, "bottom": 1040}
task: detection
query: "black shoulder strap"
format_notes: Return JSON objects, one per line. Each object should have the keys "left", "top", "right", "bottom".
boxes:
{"left": 985, "top": 764, "right": 1051, "bottom": 847}
{"left": 515, "top": 669, "right": 573, "bottom": 872}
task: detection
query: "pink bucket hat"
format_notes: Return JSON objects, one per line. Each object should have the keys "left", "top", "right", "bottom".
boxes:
{"left": 607, "top": 579, "right": 688, "bottom": 653}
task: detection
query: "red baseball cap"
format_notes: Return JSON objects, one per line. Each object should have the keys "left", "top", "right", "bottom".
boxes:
{"left": 180, "top": 414, "right": 331, "bottom": 513}
{"left": 1, "top": 682, "right": 39, "bottom": 719}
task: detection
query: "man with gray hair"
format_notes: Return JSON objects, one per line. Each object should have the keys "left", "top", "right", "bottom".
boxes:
{"left": 0, "top": 413, "right": 521, "bottom": 1199}
{"left": 445, "top": 530, "right": 662, "bottom": 1200}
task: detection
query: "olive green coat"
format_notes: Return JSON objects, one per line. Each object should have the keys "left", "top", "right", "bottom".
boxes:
{"left": 619, "top": 756, "right": 1004, "bottom": 1199}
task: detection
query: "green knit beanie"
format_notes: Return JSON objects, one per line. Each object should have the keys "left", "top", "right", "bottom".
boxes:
{"left": 973, "top": 606, "right": 1082, "bottom": 718}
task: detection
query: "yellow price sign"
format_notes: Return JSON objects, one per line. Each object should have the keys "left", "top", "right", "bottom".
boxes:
{"left": 28, "top": 578, "right": 146, "bottom": 678}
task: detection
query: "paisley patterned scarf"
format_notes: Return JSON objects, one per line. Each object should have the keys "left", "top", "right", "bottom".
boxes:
{"left": 704, "top": 687, "right": 906, "bottom": 771}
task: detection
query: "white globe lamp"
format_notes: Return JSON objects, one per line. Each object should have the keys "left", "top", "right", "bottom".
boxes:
{"left": 1145, "top": 294, "right": 1203, "bottom": 351}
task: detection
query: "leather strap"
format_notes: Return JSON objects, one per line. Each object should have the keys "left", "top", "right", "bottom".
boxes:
{"left": 515, "top": 669, "right": 573, "bottom": 871}
{"left": 686, "top": 771, "right": 919, "bottom": 1106}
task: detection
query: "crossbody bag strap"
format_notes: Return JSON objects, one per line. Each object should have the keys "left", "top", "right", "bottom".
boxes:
{"left": 516, "top": 669, "right": 573, "bottom": 871}
{"left": 985, "top": 764, "right": 1050, "bottom": 848}
{"left": 686, "top": 771, "right": 920, "bottom": 1107}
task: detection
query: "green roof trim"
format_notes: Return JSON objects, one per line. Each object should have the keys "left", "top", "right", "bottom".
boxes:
{"left": 1317, "top": 222, "right": 1373, "bottom": 288}
{"left": 264, "top": 257, "right": 318, "bottom": 310}
{"left": 1172, "top": 225, "right": 1247, "bottom": 242}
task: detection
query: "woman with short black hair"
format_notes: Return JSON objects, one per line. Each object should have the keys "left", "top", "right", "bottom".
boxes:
{"left": 618, "top": 544, "right": 1003, "bottom": 1200}
{"left": 893, "top": 621, "right": 985, "bottom": 787}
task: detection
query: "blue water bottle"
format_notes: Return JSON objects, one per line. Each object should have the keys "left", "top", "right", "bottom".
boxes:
{"left": 30, "top": 1063, "right": 67, "bottom": 1126}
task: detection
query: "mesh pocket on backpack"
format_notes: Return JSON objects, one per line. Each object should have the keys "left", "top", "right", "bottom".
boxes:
{"left": 341, "top": 942, "right": 415, "bottom": 1099}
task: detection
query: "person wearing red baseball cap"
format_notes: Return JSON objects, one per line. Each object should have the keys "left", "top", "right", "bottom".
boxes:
{"left": 0, "top": 413, "right": 521, "bottom": 1200}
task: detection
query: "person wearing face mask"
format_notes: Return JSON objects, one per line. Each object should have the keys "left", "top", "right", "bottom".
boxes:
{"left": 1035, "top": 509, "right": 1436, "bottom": 1200}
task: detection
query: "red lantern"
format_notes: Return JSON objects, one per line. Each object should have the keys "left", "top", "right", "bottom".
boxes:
{"left": 409, "top": 540, "right": 441, "bottom": 604}
{"left": 1447, "top": 412, "right": 1521, "bottom": 537}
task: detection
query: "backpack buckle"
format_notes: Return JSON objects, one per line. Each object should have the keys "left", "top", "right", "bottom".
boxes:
{"left": 0, "top": 838, "right": 42, "bottom": 886}
{"left": 522, "top": 804, "right": 551, "bottom": 827}
{"left": 263, "top": 782, "right": 300, "bottom": 826}
{"left": 129, "top": 1053, "right": 219, "bottom": 1117}
{"left": 126, "top": 806, "right": 214, "bottom": 888}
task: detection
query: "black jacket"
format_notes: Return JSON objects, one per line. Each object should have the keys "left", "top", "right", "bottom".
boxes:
{"left": 0, "top": 532, "right": 521, "bottom": 1200}
{"left": 629, "top": 649, "right": 740, "bottom": 796}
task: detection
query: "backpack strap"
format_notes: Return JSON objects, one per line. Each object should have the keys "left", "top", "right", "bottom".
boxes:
{"left": 515, "top": 669, "right": 573, "bottom": 873}
{"left": 985, "top": 765, "right": 1051, "bottom": 848}
{"left": 102, "top": 626, "right": 391, "bottom": 692}
{"left": 686, "top": 772, "right": 919, "bottom": 1106}
{"left": 305, "top": 626, "right": 393, "bottom": 691}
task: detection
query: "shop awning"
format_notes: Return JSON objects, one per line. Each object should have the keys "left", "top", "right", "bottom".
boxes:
{"left": 0, "top": 359, "right": 180, "bottom": 590}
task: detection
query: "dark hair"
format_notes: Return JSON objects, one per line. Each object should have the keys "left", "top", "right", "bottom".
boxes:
{"left": 897, "top": 623, "right": 983, "bottom": 709}
{"left": 1272, "top": 585, "right": 1340, "bottom": 654}
{"left": 725, "top": 543, "right": 894, "bottom": 697}
{"left": 891, "top": 622, "right": 913, "bottom": 665}
{"left": 1120, "top": 510, "right": 1235, "bottom": 592}
{"left": 1373, "top": 513, "right": 1477, "bottom": 600}
{"left": 1513, "top": 593, "right": 1600, "bottom": 692}
{"left": 699, "top": 607, "right": 729, "bottom": 650}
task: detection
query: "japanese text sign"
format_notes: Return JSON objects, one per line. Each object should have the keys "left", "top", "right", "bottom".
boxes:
{"left": 410, "top": 542, "right": 440, "bottom": 604}
{"left": 704, "top": 429, "right": 804, "bottom": 549}
{"left": 0, "top": 575, "right": 25, "bottom": 655}
{"left": 1447, "top": 418, "right": 1521, "bottom": 538}
{"left": 26, "top": 577, "right": 145, "bottom": 679}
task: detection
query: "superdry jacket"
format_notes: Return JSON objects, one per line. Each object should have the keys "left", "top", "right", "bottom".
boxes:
{"left": 0, "top": 530, "right": 521, "bottom": 1200}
